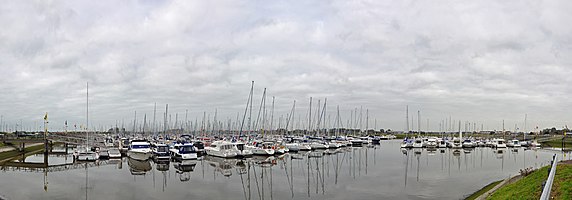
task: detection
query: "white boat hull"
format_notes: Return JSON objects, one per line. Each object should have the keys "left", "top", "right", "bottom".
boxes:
{"left": 251, "top": 148, "right": 275, "bottom": 155}
{"left": 127, "top": 150, "right": 151, "bottom": 161}
{"left": 205, "top": 148, "right": 238, "bottom": 158}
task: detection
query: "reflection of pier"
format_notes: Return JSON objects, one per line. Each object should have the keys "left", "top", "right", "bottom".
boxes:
{"left": 0, "top": 159, "right": 117, "bottom": 173}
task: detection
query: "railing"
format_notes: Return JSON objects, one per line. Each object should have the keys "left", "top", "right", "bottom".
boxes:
{"left": 540, "top": 154, "right": 558, "bottom": 200}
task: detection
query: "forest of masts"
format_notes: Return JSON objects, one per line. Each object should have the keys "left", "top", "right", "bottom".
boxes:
{"left": 112, "top": 82, "right": 380, "bottom": 138}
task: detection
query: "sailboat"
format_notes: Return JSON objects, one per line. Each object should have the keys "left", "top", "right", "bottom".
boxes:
{"left": 451, "top": 121, "right": 463, "bottom": 149}
{"left": 75, "top": 82, "right": 98, "bottom": 161}
{"left": 400, "top": 105, "right": 413, "bottom": 148}
{"left": 412, "top": 110, "right": 423, "bottom": 148}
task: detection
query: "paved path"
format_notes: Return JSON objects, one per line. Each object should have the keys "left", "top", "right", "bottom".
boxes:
{"left": 0, "top": 143, "right": 44, "bottom": 153}
{"left": 0, "top": 146, "right": 16, "bottom": 153}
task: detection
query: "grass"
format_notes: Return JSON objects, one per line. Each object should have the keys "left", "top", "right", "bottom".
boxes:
{"left": 541, "top": 139, "right": 572, "bottom": 149}
{"left": 465, "top": 180, "right": 502, "bottom": 200}
{"left": 551, "top": 163, "right": 572, "bottom": 199}
{"left": 487, "top": 166, "right": 549, "bottom": 200}
{"left": 0, "top": 144, "right": 45, "bottom": 162}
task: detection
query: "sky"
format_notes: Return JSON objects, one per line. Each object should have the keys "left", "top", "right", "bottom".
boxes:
{"left": 0, "top": 0, "right": 571, "bottom": 132}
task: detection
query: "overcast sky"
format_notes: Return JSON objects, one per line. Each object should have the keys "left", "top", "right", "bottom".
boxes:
{"left": 0, "top": 0, "right": 570, "bottom": 132}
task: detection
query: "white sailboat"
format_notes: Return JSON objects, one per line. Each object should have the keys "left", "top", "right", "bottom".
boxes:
{"left": 401, "top": 105, "right": 413, "bottom": 148}
{"left": 451, "top": 122, "right": 463, "bottom": 149}
{"left": 75, "top": 82, "right": 98, "bottom": 162}
{"left": 412, "top": 110, "right": 423, "bottom": 148}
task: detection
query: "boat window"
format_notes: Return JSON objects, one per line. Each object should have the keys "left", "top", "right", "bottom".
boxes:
{"left": 179, "top": 146, "right": 195, "bottom": 153}
{"left": 132, "top": 145, "right": 150, "bottom": 149}
{"left": 158, "top": 146, "right": 169, "bottom": 152}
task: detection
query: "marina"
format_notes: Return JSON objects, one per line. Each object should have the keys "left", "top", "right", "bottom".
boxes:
{"left": 0, "top": 139, "right": 566, "bottom": 200}
{"left": 1, "top": 0, "right": 571, "bottom": 199}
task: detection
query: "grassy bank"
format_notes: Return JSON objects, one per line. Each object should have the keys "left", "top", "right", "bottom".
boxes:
{"left": 0, "top": 144, "right": 45, "bottom": 163}
{"left": 487, "top": 166, "right": 549, "bottom": 200}
{"left": 465, "top": 180, "right": 502, "bottom": 200}
{"left": 541, "top": 139, "right": 572, "bottom": 149}
{"left": 551, "top": 162, "right": 572, "bottom": 199}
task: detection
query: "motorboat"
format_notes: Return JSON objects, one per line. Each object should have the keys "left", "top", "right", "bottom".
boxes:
{"left": 400, "top": 138, "right": 413, "bottom": 148}
{"left": 350, "top": 139, "right": 365, "bottom": 147}
{"left": 119, "top": 138, "right": 129, "bottom": 154}
{"left": 495, "top": 139, "right": 507, "bottom": 148}
{"left": 462, "top": 139, "right": 474, "bottom": 148}
{"left": 152, "top": 143, "right": 171, "bottom": 161}
{"left": 359, "top": 137, "right": 370, "bottom": 144}
{"left": 247, "top": 141, "right": 275, "bottom": 156}
{"left": 99, "top": 150, "right": 110, "bottom": 160}
{"left": 371, "top": 136, "right": 381, "bottom": 145}
{"left": 437, "top": 139, "right": 448, "bottom": 148}
{"left": 509, "top": 139, "right": 521, "bottom": 148}
{"left": 310, "top": 141, "right": 329, "bottom": 149}
{"left": 74, "top": 147, "right": 98, "bottom": 162}
{"left": 170, "top": 143, "right": 199, "bottom": 160}
{"left": 205, "top": 141, "right": 239, "bottom": 158}
{"left": 192, "top": 140, "right": 205, "bottom": 156}
{"left": 127, "top": 140, "right": 152, "bottom": 161}
{"left": 412, "top": 138, "right": 424, "bottom": 148}
{"left": 426, "top": 138, "right": 437, "bottom": 148}
{"left": 273, "top": 143, "right": 289, "bottom": 154}
{"left": 285, "top": 143, "right": 301, "bottom": 152}
{"left": 232, "top": 141, "right": 253, "bottom": 157}
{"left": 108, "top": 148, "right": 122, "bottom": 159}
{"left": 451, "top": 138, "right": 462, "bottom": 149}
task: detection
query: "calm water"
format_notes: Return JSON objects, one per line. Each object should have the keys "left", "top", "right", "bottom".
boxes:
{"left": 0, "top": 140, "right": 569, "bottom": 200}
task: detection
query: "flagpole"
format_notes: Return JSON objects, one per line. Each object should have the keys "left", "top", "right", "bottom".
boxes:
{"left": 44, "top": 112, "right": 49, "bottom": 156}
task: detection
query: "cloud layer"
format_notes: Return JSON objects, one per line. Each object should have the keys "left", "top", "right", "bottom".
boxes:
{"left": 0, "top": 0, "right": 571, "bottom": 132}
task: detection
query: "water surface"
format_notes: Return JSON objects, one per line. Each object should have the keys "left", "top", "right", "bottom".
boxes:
{"left": 0, "top": 140, "right": 567, "bottom": 200}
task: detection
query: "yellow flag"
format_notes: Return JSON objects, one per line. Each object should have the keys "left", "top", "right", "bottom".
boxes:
{"left": 44, "top": 112, "right": 48, "bottom": 121}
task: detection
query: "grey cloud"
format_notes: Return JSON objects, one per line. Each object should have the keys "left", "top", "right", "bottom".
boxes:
{"left": 0, "top": 0, "right": 571, "bottom": 132}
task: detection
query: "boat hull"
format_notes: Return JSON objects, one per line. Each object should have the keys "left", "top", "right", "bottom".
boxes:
{"left": 127, "top": 150, "right": 152, "bottom": 161}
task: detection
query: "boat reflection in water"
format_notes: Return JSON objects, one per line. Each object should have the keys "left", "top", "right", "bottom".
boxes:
{"left": 155, "top": 161, "right": 170, "bottom": 172}
{"left": 173, "top": 160, "right": 197, "bottom": 182}
{"left": 204, "top": 156, "right": 241, "bottom": 177}
{"left": 127, "top": 157, "right": 152, "bottom": 175}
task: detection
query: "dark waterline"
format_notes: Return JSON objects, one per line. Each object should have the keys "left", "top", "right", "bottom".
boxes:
{"left": 0, "top": 140, "right": 568, "bottom": 200}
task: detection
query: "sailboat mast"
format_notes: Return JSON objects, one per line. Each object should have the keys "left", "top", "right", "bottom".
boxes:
{"left": 153, "top": 103, "right": 157, "bottom": 136}
{"left": 308, "top": 97, "right": 312, "bottom": 136}
{"left": 86, "top": 82, "right": 89, "bottom": 148}
{"left": 417, "top": 110, "right": 420, "bottom": 137}
{"left": 270, "top": 96, "right": 275, "bottom": 136}
{"left": 405, "top": 105, "right": 409, "bottom": 137}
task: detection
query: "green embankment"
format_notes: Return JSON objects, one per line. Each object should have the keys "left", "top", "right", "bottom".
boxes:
{"left": 551, "top": 163, "right": 572, "bottom": 199}
{"left": 541, "top": 139, "right": 572, "bottom": 149}
{"left": 487, "top": 164, "right": 572, "bottom": 200}
{"left": 487, "top": 166, "right": 549, "bottom": 200}
{"left": 0, "top": 144, "right": 45, "bottom": 162}
{"left": 465, "top": 180, "right": 502, "bottom": 200}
